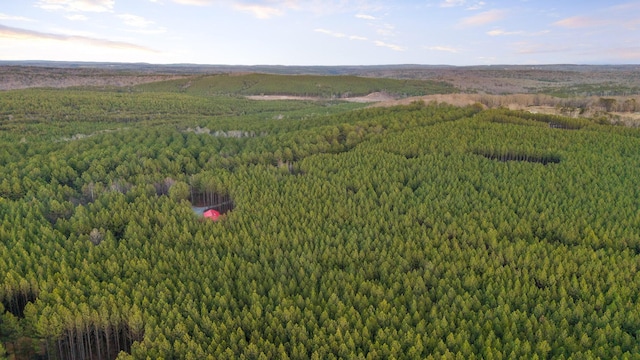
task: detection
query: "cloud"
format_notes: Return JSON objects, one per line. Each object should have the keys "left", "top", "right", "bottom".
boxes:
{"left": 376, "top": 23, "right": 396, "bottom": 37}
{"left": 118, "top": 14, "right": 155, "bottom": 28}
{"left": 466, "top": 1, "right": 485, "bottom": 10}
{"left": 313, "top": 29, "right": 369, "bottom": 41}
{"left": 227, "top": 1, "right": 304, "bottom": 19}
{"left": 440, "top": 0, "right": 485, "bottom": 10}
{"left": 65, "top": 14, "right": 89, "bottom": 21}
{"left": 0, "top": 13, "right": 35, "bottom": 22}
{"left": 487, "top": 28, "right": 550, "bottom": 37}
{"left": 49, "top": 27, "right": 97, "bottom": 37}
{"left": 244, "top": 0, "right": 383, "bottom": 17}
{"left": 356, "top": 14, "right": 376, "bottom": 20}
{"left": 303, "top": 0, "right": 384, "bottom": 16}
{"left": 486, "top": 29, "right": 522, "bottom": 36}
{"left": 458, "top": 9, "right": 506, "bottom": 27}
{"left": 117, "top": 14, "right": 166, "bottom": 34}
{"left": 440, "top": 0, "right": 465, "bottom": 8}
{"left": 166, "top": 0, "right": 380, "bottom": 19}
{"left": 0, "top": 24, "right": 156, "bottom": 52}
{"left": 232, "top": 3, "right": 285, "bottom": 18}
{"left": 425, "top": 45, "right": 459, "bottom": 53}
{"left": 553, "top": 16, "right": 607, "bottom": 29}
{"left": 315, "top": 28, "right": 369, "bottom": 41}
{"left": 315, "top": 28, "right": 346, "bottom": 38}
{"left": 170, "top": 0, "right": 214, "bottom": 5}
{"left": 316, "top": 27, "right": 403, "bottom": 53}
{"left": 349, "top": 35, "right": 368, "bottom": 41}
{"left": 374, "top": 40, "right": 405, "bottom": 51}
{"left": 35, "top": 0, "right": 115, "bottom": 12}
{"left": 117, "top": 14, "right": 167, "bottom": 35}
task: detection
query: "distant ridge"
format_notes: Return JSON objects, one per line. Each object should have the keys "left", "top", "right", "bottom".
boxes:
{"left": 0, "top": 60, "right": 458, "bottom": 75}
{"left": 4, "top": 60, "right": 635, "bottom": 72}
{"left": 2, "top": 61, "right": 639, "bottom": 94}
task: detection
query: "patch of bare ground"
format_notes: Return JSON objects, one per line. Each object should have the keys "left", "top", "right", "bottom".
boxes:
{"left": 246, "top": 95, "right": 318, "bottom": 101}
{"left": 58, "top": 128, "right": 127, "bottom": 142}
{"left": 246, "top": 92, "right": 396, "bottom": 103}
{"left": 343, "top": 92, "right": 397, "bottom": 102}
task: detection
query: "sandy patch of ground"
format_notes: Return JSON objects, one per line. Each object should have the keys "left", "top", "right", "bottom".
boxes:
{"left": 344, "top": 92, "right": 397, "bottom": 102}
{"left": 246, "top": 95, "right": 317, "bottom": 101}
{"left": 246, "top": 92, "right": 396, "bottom": 103}
{"left": 58, "top": 128, "right": 126, "bottom": 142}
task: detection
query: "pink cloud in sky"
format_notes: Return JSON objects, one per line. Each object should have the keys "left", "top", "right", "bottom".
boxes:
{"left": 458, "top": 9, "right": 506, "bottom": 27}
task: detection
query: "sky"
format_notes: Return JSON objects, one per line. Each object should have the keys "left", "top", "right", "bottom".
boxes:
{"left": 1, "top": 0, "right": 639, "bottom": 65}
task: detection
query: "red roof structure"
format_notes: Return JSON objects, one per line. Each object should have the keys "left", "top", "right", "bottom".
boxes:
{"left": 203, "top": 209, "right": 220, "bottom": 221}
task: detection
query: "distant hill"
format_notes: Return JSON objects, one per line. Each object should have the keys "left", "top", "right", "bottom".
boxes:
{"left": 134, "top": 73, "right": 457, "bottom": 98}
{"left": 2, "top": 61, "right": 640, "bottom": 96}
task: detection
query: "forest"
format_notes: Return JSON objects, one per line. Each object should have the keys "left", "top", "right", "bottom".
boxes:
{"left": 1, "top": 72, "right": 640, "bottom": 359}
{"left": 134, "top": 73, "right": 457, "bottom": 98}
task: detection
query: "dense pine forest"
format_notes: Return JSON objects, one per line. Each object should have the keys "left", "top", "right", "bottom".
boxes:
{"left": 1, "top": 73, "right": 640, "bottom": 359}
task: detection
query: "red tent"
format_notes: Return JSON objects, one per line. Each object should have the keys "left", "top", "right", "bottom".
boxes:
{"left": 203, "top": 209, "right": 220, "bottom": 221}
